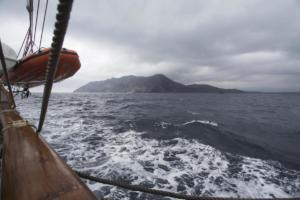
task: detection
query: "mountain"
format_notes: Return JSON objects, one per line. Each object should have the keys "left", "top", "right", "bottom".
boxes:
{"left": 74, "top": 74, "right": 243, "bottom": 93}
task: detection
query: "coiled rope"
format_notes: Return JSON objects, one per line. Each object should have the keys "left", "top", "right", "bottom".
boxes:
{"left": 37, "top": 0, "right": 73, "bottom": 133}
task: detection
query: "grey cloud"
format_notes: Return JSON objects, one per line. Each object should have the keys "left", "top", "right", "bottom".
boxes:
{"left": 1, "top": 0, "right": 300, "bottom": 92}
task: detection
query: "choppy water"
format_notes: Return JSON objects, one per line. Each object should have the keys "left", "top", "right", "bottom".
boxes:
{"left": 16, "top": 93, "right": 300, "bottom": 199}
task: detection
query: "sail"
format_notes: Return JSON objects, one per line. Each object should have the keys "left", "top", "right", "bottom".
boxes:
{"left": 0, "top": 43, "right": 17, "bottom": 75}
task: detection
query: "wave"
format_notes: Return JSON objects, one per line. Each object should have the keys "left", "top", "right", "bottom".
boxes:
{"left": 14, "top": 93, "right": 300, "bottom": 199}
{"left": 158, "top": 120, "right": 218, "bottom": 129}
{"left": 64, "top": 130, "right": 300, "bottom": 199}
{"left": 123, "top": 118, "right": 300, "bottom": 171}
{"left": 180, "top": 120, "right": 218, "bottom": 127}
{"left": 187, "top": 110, "right": 201, "bottom": 115}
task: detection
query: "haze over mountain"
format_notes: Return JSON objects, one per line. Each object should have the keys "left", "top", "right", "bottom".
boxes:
{"left": 74, "top": 74, "right": 243, "bottom": 93}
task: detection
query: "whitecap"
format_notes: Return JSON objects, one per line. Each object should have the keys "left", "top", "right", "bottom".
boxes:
{"left": 180, "top": 120, "right": 218, "bottom": 127}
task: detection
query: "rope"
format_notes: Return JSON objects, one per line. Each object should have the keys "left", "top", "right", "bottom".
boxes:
{"left": 39, "top": 0, "right": 49, "bottom": 50}
{"left": 0, "top": 40, "right": 16, "bottom": 108}
{"left": 75, "top": 170, "right": 296, "bottom": 200}
{"left": 37, "top": 0, "right": 73, "bottom": 133}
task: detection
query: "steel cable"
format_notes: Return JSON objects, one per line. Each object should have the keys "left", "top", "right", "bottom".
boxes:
{"left": 33, "top": 0, "right": 41, "bottom": 44}
{"left": 39, "top": 0, "right": 49, "bottom": 50}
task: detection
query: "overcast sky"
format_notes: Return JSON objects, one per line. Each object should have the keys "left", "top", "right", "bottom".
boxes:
{"left": 1, "top": 0, "right": 300, "bottom": 92}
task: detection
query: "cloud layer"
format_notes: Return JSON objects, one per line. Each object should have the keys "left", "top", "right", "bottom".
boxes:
{"left": 1, "top": 0, "right": 300, "bottom": 92}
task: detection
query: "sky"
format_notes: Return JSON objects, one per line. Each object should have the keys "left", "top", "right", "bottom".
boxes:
{"left": 1, "top": 0, "right": 300, "bottom": 92}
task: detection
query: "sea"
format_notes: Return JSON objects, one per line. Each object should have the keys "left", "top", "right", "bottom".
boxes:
{"left": 15, "top": 93, "right": 300, "bottom": 199}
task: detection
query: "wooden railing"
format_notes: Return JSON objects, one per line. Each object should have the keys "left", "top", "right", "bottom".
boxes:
{"left": 0, "top": 85, "right": 98, "bottom": 200}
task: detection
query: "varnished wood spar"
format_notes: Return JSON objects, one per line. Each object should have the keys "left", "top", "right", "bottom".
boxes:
{"left": 0, "top": 90, "right": 97, "bottom": 199}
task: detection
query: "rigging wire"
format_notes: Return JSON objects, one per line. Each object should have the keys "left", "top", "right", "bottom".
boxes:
{"left": 33, "top": 0, "right": 41, "bottom": 44}
{"left": 23, "top": 31, "right": 31, "bottom": 57}
{"left": 17, "top": 28, "right": 30, "bottom": 59}
{"left": 28, "top": 0, "right": 34, "bottom": 54}
{"left": 37, "top": 0, "right": 73, "bottom": 133}
{"left": 39, "top": 0, "right": 49, "bottom": 50}
{"left": 23, "top": 0, "right": 34, "bottom": 57}
{"left": 18, "top": 0, "right": 48, "bottom": 58}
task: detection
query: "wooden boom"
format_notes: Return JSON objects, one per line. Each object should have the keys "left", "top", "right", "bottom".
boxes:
{"left": 0, "top": 85, "right": 97, "bottom": 200}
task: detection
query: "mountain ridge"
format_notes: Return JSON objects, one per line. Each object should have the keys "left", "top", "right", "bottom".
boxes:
{"left": 74, "top": 74, "right": 243, "bottom": 93}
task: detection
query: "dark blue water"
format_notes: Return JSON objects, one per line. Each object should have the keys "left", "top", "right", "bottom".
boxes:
{"left": 16, "top": 93, "right": 300, "bottom": 199}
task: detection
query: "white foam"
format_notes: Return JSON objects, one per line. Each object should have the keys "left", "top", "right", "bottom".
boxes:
{"left": 15, "top": 95, "right": 300, "bottom": 199}
{"left": 187, "top": 110, "right": 200, "bottom": 115}
{"left": 159, "top": 120, "right": 219, "bottom": 128}
{"left": 159, "top": 121, "right": 172, "bottom": 129}
{"left": 180, "top": 120, "right": 218, "bottom": 127}
{"left": 55, "top": 128, "right": 299, "bottom": 198}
